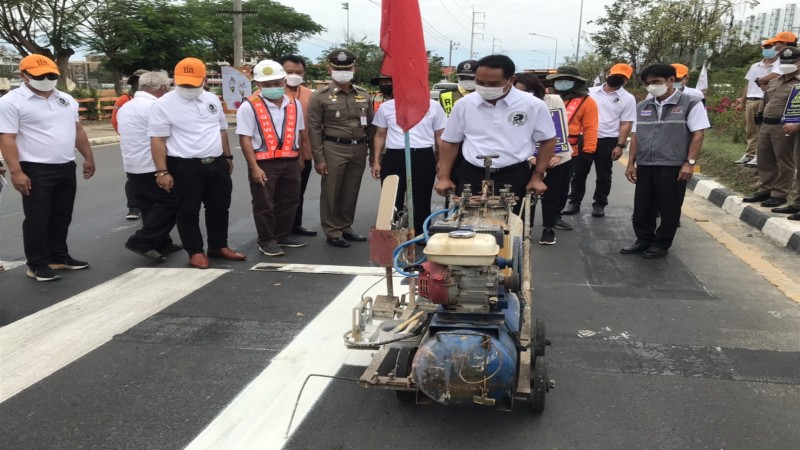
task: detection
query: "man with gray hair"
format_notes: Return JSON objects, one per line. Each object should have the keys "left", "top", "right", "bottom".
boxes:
{"left": 118, "top": 71, "right": 182, "bottom": 261}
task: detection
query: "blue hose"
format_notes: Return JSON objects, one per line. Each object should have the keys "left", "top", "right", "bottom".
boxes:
{"left": 393, "top": 207, "right": 456, "bottom": 278}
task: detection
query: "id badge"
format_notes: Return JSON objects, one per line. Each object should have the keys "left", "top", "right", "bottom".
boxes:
{"left": 360, "top": 108, "right": 368, "bottom": 126}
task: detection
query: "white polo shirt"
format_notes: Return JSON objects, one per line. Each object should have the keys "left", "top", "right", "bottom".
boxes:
{"left": 236, "top": 94, "right": 306, "bottom": 151}
{"left": 0, "top": 84, "right": 79, "bottom": 164}
{"left": 745, "top": 59, "right": 776, "bottom": 98}
{"left": 442, "top": 87, "right": 555, "bottom": 168}
{"left": 373, "top": 99, "right": 447, "bottom": 149}
{"left": 588, "top": 84, "right": 637, "bottom": 138}
{"left": 148, "top": 90, "right": 228, "bottom": 158}
{"left": 118, "top": 91, "right": 159, "bottom": 173}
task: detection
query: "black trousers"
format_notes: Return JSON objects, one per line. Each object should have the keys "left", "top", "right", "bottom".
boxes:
{"left": 380, "top": 148, "right": 437, "bottom": 233}
{"left": 19, "top": 161, "right": 77, "bottom": 268}
{"left": 569, "top": 137, "right": 616, "bottom": 207}
{"left": 125, "top": 178, "right": 137, "bottom": 209}
{"left": 539, "top": 161, "right": 572, "bottom": 228}
{"left": 556, "top": 158, "right": 575, "bottom": 215}
{"left": 632, "top": 165, "right": 686, "bottom": 249}
{"left": 167, "top": 156, "right": 232, "bottom": 255}
{"left": 293, "top": 159, "right": 313, "bottom": 229}
{"left": 125, "top": 172, "right": 177, "bottom": 252}
{"left": 457, "top": 161, "right": 531, "bottom": 214}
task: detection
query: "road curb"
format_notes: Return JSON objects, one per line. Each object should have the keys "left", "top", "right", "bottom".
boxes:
{"left": 88, "top": 136, "right": 120, "bottom": 146}
{"left": 688, "top": 174, "right": 800, "bottom": 254}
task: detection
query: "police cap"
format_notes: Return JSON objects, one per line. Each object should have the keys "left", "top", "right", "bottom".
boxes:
{"left": 370, "top": 74, "right": 391, "bottom": 86}
{"left": 456, "top": 60, "right": 478, "bottom": 76}
{"left": 328, "top": 48, "right": 357, "bottom": 69}
{"left": 779, "top": 46, "right": 800, "bottom": 63}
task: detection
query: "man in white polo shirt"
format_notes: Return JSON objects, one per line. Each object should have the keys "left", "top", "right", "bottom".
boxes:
{"left": 370, "top": 74, "right": 447, "bottom": 233}
{"left": 435, "top": 54, "right": 555, "bottom": 208}
{"left": 149, "top": 57, "right": 245, "bottom": 269}
{"left": 118, "top": 70, "right": 181, "bottom": 262}
{"left": 0, "top": 54, "right": 95, "bottom": 282}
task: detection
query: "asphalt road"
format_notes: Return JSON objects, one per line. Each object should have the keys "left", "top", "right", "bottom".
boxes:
{"left": 1, "top": 134, "right": 799, "bottom": 450}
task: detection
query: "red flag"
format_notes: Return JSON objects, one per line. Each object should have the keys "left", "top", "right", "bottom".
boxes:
{"left": 379, "top": 0, "right": 429, "bottom": 131}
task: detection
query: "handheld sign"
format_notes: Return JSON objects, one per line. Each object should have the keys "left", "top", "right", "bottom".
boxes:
{"left": 536, "top": 108, "right": 569, "bottom": 154}
{"left": 782, "top": 84, "right": 800, "bottom": 123}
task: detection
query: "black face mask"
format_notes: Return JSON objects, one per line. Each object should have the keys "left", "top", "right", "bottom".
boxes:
{"left": 379, "top": 85, "right": 393, "bottom": 96}
{"left": 606, "top": 75, "right": 625, "bottom": 88}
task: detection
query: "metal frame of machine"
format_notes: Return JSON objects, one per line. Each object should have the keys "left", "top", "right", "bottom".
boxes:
{"left": 345, "top": 158, "right": 553, "bottom": 412}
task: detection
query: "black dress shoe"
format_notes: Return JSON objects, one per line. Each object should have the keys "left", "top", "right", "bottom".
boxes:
{"left": 742, "top": 192, "right": 770, "bottom": 203}
{"left": 620, "top": 242, "right": 649, "bottom": 254}
{"left": 561, "top": 203, "right": 580, "bottom": 215}
{"left": 591, "top": 205, "right": 605, "bottom": 217}
{"left": 292, "top": 226, "right": 318, "bottom": 237}
{"left": 342, "top": 232, "right": 367, "bottom": 242}
{"left": 771, "top": 205, "right": 800, "bottom": 214}
{"left": 761, "top": 197, "right": 787, "bottom": 208}
{"left": 788, "top": 212, "right": 800, "bottom": 220}
{"left": 327, "top": 237, "right": 350, "bottom": 248}
{"left": 642, "top": 247, "right": 669, "bottom": 259}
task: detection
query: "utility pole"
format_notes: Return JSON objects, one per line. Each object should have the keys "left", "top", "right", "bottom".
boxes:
{"left": 448, "top": 40, "right": 460, "bottom": 68}
{"left": 470, "top": 7, "right": 485, "bottom": 59}
{"left": 575, "top": 0, "right": 584, "bottom": 61}
{"left": 492, "top": 35, "right": 502, "bottom": 54}
{"left": 342, "top": 2, "right": 350, "bottom": 43}
{"left": 216, "top": 3, "right": 256, "bottom": 67}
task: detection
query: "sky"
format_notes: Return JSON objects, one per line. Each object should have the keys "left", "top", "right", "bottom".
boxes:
{"left": 277, "top": 0, "right": 795, "bottom": 74}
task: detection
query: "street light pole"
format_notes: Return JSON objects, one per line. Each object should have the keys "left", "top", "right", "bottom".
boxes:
{"left": 530, "top": 32, "right": 558, "bottom": 67}
{"left": 342, "top": 2, "right": 350, "bottom": 43}
{"left": 576, "top": 0, "right": 584, "bottom": 61}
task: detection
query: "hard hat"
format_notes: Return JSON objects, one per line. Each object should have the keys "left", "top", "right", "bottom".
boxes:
{"left": 252, "top": 60, "right": 286, "bottom": 82}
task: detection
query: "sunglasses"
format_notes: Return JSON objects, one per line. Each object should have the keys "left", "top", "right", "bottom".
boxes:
{"left": 28, "top": 73, "right": 59, "bottom": 81}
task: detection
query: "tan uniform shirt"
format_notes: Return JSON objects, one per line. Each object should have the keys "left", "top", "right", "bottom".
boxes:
{"left": 307, "top": 83, "right": 374, "bottom": 164}
{"left": 762, "top": 74, "right": 800, "bottom": 118}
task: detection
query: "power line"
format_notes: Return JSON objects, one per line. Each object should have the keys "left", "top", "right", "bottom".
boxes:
{"left": 437, "top": 0, "right": 471, "bottom": 34}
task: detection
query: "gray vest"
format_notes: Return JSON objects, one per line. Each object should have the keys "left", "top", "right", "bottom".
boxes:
{"left": 635, "top": 91, "right": 701, "bottom": 166}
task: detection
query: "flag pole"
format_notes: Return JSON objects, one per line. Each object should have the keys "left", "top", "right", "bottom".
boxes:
{"left": 404, "top": 131, "right": 415, "bottom": 239}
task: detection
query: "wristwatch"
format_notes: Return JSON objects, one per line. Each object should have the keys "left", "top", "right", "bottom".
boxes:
{"left": 615, "top": 143, "right": 626, "bottom": 149}
{"left": 223, "top": 155, "right": 234, "bottom": 160}
{"left": 686, "top": 159, "right": 696, "bottom": 165}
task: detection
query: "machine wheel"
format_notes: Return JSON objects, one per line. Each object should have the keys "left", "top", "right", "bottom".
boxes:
{"left": 394, "top": 347, "right": 417, "bottom": 402}
{"left": 512, "top": 237, "right": 523, "bottom": 292}
{"left": 530, "top": 356, "right": 548, "bottom": 413}
{"left": 533, "top": 319, "right": 547, "bottom": 357}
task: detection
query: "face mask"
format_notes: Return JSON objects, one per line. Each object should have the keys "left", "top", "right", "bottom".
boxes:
{"left": 475, "top": 80, "right": 510, "bottom": 101}
{"left": 378, "top": 85, "right": 393, "bottom": 96}
{"left": 778, "top": 63, "right": 799, "bottom": 74}
{"left": 285, "top": 74, "right": 304, "bottom": 87}
{"left": 606, "top": 75, "right": 625, "bottom": 88}
{"left": 262, "top": 87, "right": 285, "bottom": 100}
{"left": 331, "top": 70, "right": 354, "bottom": 84}
{"left": 176, "top": 86, "right": 203, "bottom": 100}
{"left": 458, "top": 79, "right": 476, "bottom": 91}
{"left": 645, "top": 83, "right": 668, "bottom": 97}
{"left": 674, "top": 80, "right": 685, "bottom": 90}
{"left": 763, "top": 48, "right": 778, "bottom": 59}
{"left": 553, "top": 80, "right": 575, "bottom": 92}
{"left": 28, "top": 77, "right": 57, "bottom": 92}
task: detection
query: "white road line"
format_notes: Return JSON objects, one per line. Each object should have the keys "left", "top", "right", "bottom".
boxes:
{"left": 187, "top": 274, "right": 406, "bottom": 450}
{"left": 0, "top": 267, "right": 227, "bottom": 403}
{"left": 250, "top": 262, "right": 388, "bottom": 276}
{"left": 0, "top": 261, "right": 26, "bottom": 272}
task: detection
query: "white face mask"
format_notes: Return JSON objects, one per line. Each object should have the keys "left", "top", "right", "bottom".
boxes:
{"left": 778, "top": 63, "right": 799, "bottom": 74}
{"left": 176, "top": 86, "right": 203, "bottom": 100}
{"left": 475, "top": 80, "right": 510, "bottom": 101}
{"left": 646, "top": 83, "right": 668, "bottom": 97}
{"left": 458, "top": 79, "right": 476, "bottom": 91}
{"left": 331, "top": 70, "right": 354, "bottom": 84}
{"left": 285, "top": 74, "right": 304, "bottom": 87}
{"left": 28, "top": 77, "right": 57, "bottom": 92}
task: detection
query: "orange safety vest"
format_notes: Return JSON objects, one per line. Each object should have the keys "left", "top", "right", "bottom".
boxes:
{"left": 246, "top": 94, "right": 299, "bottom": 160}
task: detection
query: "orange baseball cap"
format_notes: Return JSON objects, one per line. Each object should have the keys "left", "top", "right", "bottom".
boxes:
{"left": 671, "top": 63, "right": 689, "bottom": 79}
{"left": 19, "top": 54, "right": 60, "bottom": 76}
{"left": 173, "top": 57, "right": 206, "bottom": 87}
{"left": 765, "top": 31, "right": 798, "bottom": 45}
{"left": 609, "top": 63, "right": 633, "bottom": 78}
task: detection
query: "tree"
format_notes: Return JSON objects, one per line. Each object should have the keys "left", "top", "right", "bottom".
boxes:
{"left": 561, "top": 52, "right": 607, "bottom": 85}
{"left": 428, "top": 52, "right": 444, "bottom": 84}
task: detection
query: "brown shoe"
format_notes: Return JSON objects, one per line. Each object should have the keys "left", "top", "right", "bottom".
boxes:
{"left": 207, "top": 247, "right": 246, "bottom": 260}
{"left": 189, "top": 253, "right": 210, "bottom": 269}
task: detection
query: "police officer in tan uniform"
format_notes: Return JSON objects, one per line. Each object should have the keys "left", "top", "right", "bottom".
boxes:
{"left": 307, "top": 48, "right": 374, "bottom": 248}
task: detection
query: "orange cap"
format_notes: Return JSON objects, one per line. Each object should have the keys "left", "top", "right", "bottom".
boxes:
{"left": 671, "top": 63, "right": 689, "bottom": 79}
{"left": 608, "top": 63, "right": 633, "bottom": 79}
{"left": 19, "top": 54, "right": 60, "bottom": 77}
{"left": 766, "top": 31, "right": 798, "bottom": 45}
{"left": 173, "top": 57, "right": 206, "bottom": 87}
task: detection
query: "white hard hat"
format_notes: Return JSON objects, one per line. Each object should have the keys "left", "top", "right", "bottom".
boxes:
{"left": 252, "top": 59, "right": 286, "bottom": 82}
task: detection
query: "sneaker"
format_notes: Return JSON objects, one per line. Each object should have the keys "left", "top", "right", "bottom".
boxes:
{"left": 259, "top": 242, "right": 285, "bottom": 256}
{"left": 744, "top": 156, "right": 757, "bottom": 168}
{"left": 126, "top": 208, "right": 141, "bottom": 220}
{"left": 539, "top": 227, "right": 556, "bottom": 245}
{"left": 733, "top": 154, "right": 752, "bottom": 165}
{"left": 49, "top": 257, "right": 89, "bottom": 270}
{"left": 26, "top": 266, "right": 62, "bottom": 281}
{"left": 553, "top": 218, "right": 573, "bottom": 231}
{"left": 592, "top": 205, "right": 606, "bottom": 217}
{"left": 277, "top": 236, "right": 307, "bottom": 248}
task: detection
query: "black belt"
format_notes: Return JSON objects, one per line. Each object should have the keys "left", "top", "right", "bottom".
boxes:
{"left": 324, "top": 135, "right": 368, "bottom": 145}
{"left": 746, "top": 97, "right": 762, "bottom": 101}
{"left": 464, "top": 160, "right": 528, "bottom": 174}
{"left": 387, "top": 147, "right": 433, "bottom": 152}
{"left": 167, "top": 155, "right": 221, "bottom": 164}
{"left": 762, "top": 117, "right": 782, "bottom": 125}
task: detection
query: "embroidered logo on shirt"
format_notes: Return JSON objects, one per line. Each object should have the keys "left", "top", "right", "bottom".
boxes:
{"left": 56, "top": 97, "right": 69, "bottom": 108}
{"left": 208, "top": 103, "right": 216, "bottom": 113}
{"left": 612, "top": 97, "right": 620, "bottom": 103}
{"left": 671, "top": 106, "right": 684, "bottom": 114}
{"left": 508, "top": 111, "right": 528, "bottom": 126}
